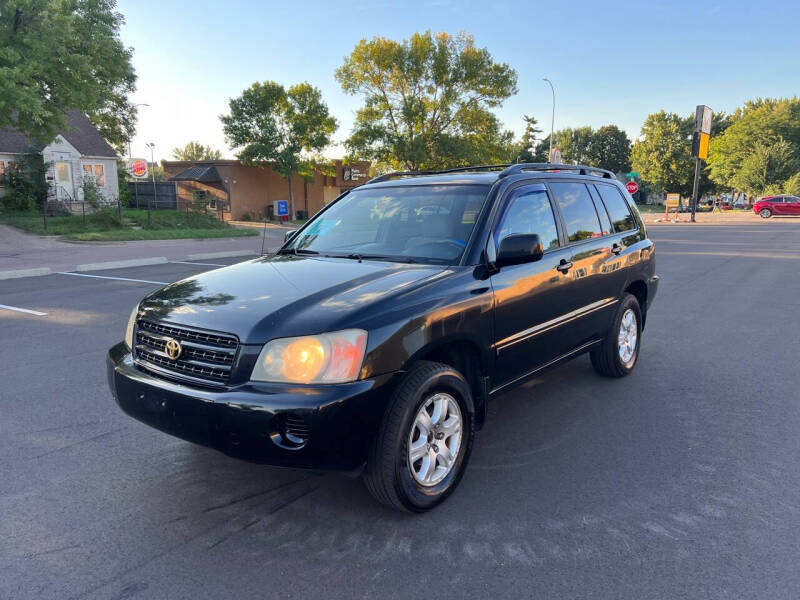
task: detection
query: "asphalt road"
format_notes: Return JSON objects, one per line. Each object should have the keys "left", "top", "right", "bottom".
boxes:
{"left": 2, "top": 221, "right": 800, "bottom": 599}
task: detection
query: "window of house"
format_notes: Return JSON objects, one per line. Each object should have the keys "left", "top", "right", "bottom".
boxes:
{"left": 595, "top": 184, "right": 636, "bottom": 232}
{"left": 83, "top": 164, "right": 106, "bottom": 187}
{"left": 0, "top": 161, "right": 5, "bottom": 183}
{"left": 495, "top": 186, "right": 560, "bottom": 250}
{"left": 548, "top": 182, "right": 603, "bottom": 242}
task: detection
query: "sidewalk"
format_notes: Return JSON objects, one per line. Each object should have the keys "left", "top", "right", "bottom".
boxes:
{"left": 640, "top": 211, "right": 774, "bottom": 225}
{"left": 0, "top": 224, "right": 288, "bottom": 279}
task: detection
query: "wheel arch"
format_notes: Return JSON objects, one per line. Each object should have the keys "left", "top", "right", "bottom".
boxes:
{"left": 404, "top": 336, "right": 490, "bottom": 430}
{"left": 624, "top": 279, "right": 648, "bottom": 329}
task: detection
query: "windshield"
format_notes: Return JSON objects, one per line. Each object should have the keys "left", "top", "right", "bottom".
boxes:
{"left": 284, "top": 184, "right": 490, "bottom": 264}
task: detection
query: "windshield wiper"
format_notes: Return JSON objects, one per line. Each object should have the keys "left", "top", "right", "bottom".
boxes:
{"left": 277, "top": 247, "right": 318, "bottom": 256}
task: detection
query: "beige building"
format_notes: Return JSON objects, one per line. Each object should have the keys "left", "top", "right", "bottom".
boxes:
{"left": 161, "top": 159, "right": 371, "bottom": 220}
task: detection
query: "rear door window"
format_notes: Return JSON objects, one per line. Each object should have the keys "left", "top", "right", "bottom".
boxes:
{"left": 595, "top": 184, "right": 636, "bottom": 232}
{"left": 548, "top": 182, "right": 603, "bottom": 242}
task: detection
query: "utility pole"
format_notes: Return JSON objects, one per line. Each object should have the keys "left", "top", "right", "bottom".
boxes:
{"left": 146, "top": 142, "right": 156, "bottom": 225}
{"left": 543, "top": 78, "right": 555, "bottom": 162}
{"left": 691, "top": 105, "right": 713, "bottom": 223}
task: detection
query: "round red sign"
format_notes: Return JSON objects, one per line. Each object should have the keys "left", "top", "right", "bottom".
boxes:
{"left": 625, "top": 180, "right": 639, "bottom": 194}
{"left": 130, "top": 159, "right": 148, "bottom": 178}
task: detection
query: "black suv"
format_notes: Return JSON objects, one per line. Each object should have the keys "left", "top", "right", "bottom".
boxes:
{"left": 107, "top": 163, "right": 658, "bottom": 512}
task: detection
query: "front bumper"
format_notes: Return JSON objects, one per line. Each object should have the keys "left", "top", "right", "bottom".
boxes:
{"left": 107, "top": 342, "right": 400, "bottom": 470}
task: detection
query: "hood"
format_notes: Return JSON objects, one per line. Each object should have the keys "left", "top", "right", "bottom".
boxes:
{"left": 138, "top": 255, "right": 446, "bottom": 344}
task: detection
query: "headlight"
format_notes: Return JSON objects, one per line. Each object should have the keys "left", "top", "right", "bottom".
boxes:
{"left": 251, "top": 329, "right": 368, "bottom": 384}
{"left": 124, "top": 304, "right": 139, "bottom": 350}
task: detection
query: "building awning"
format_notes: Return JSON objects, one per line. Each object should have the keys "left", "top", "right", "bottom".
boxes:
{"left": 171, "top": 165, "right": 222, "bottom": 183}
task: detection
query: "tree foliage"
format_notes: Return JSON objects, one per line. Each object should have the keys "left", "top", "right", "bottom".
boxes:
{"left": 631, "top": 111, "right": 694, "bottom": 196}
{"left": 732, "top": 139, "right": 798, "bottom": 196}
{"left": 517, "top": 115, "right": 542, "bottom": 162}
{"left": 588, "top": 125, "right": 631, "bottom": 173}
{"left": 220, "top": 81, "right": 337, "bottom": 216}
{"left": 336, "top": 31, "right": 518, "bottom": 170}
{"left": 707, "top": 97, "right": 800, "bottom": 195}
{"left": 172, "top": 141, "right": 222, "bottom": 161}
{"left": 0, "top": 0, "right": 137, "bottom": 152}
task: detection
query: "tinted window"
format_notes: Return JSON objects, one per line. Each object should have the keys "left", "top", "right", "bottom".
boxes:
{"left": 788, "top": 197, "right": 800, "bottom": 203}
{"left": 549, "top": 182, "right": 602, "bottom": 242}
{"left": 590, "top": 188, "right": 612, "bottom": 235}
{"left": 596, "top": 184, "right": 636, "bottom": 232}
{"left": 495, "top": 187, "right": 559, "bottom": 250}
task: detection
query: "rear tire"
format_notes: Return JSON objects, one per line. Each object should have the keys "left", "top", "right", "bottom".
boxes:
{"left": 759, "top": 208, "right": 772, "bottom": 218}
{"left": 362, "top": 361, "right": 475, "bottom": 512}
{"left": 590, "top": 293, "right": 642, "bottom": 378}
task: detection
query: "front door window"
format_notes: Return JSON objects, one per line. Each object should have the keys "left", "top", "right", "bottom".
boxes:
{"left": 55, "top": 162, "right": 74, "bottom": 200}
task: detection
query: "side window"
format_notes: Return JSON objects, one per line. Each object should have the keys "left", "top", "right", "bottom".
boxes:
{"left": 548, "top": 182, "right": 602, "bottom": 242}
{"left": 589, "top": 187, "right": 612, "bottom": 235}
{"left": 595, "top": 184, "right": 636, "bottom": 232}
{"left": 495, "top": 186, "right": 559, "bottom": 250}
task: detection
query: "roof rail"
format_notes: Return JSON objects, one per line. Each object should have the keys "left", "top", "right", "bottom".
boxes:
{"left": 498, "top": 163, "right": 616, "bottom": 179}
{"left": 365, "top": 164, "right": 512, "bottom": 185}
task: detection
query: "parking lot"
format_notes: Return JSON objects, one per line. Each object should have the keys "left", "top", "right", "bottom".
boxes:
{"left": 2, "top": 221, "right": 800, "bottom": 599}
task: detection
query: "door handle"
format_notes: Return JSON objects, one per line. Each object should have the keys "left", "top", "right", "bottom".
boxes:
{"left": 556, "top": 259, "right": 573, "bottom": 273}
{"left": 611, "top": 243, "right": 623, "bottom": 255}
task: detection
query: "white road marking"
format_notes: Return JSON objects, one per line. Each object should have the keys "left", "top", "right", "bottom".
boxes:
{"left": 170, "top": 261, "right": 226, "bottom": 267}
{"left": 57, "top": 272, "right": 167, "bottom": 285}
{"left": 0, "top": 304, "right": 48, "bottom": 316}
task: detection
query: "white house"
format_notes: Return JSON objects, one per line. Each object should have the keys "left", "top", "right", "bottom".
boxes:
{"left": 0, "top": 111, "right": 119, "bottom": 204}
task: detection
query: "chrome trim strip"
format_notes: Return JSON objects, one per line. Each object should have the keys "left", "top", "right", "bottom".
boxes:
{"left": 491, "top": 339, "right": 601, "bottom": 395}
{"left": 495, "top": 297, "right": 618, "bottom": 352}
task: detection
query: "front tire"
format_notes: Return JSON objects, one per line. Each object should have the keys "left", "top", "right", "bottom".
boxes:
{"left": 590, "top": 293, "right": 642, "bottom": 378}
{"left": 759, "top": 208, "right": 772, "bottom": 218}
{"left": 363, "top": 361, "right": 475, "bottom": 512}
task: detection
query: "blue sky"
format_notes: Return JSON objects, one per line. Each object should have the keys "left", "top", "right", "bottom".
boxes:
{"left": 118, "top": 0, "right": 800, "bottom": 161}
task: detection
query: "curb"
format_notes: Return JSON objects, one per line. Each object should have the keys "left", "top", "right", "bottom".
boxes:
{"left": 185, "top": 250, "right": 257, "bottom": 261}
{"left": 75, "top": 257, "right": 169, "bottom": 272}
{"left": 0, "top": 267, "right": 53, "bottom": 280}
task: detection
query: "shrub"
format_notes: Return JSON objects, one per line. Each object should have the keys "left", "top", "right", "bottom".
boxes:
{"left": 240, "top": 211, "right": 251, "bottom": 221}
{"left": 82, "top": 180, "right": 103, "bottom": 210}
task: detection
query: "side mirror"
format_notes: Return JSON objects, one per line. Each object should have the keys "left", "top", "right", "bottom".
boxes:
{"left": 284, "top": 229, "right": 297, "bottom": 242}
{"left": 496, "top": 233, "right": 544, "bottom": 267}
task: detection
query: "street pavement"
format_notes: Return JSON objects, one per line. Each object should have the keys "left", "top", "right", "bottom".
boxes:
{"left": 0, "top": 223, "right": 288, "bottom": 277}
{"left": 1, "top": 221, "right": 799, "bottom": 599}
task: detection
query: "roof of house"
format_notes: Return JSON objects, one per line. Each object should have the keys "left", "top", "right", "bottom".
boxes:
{"left": 0, "top": 110, "right": 117, "bottom": 157}
{"left": 171, "top": 164, "right": 223, "bottom": 183}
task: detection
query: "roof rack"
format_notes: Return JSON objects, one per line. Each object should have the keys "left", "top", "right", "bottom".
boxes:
{"left": 499, "top": 163, "right": 616, "bottom": 179}
{"left": 365, "top": 164, "right": 512, "bottom": 185}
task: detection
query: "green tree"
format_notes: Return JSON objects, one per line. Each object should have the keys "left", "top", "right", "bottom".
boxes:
{"left": 336, "top": 31, "right": 518, "bottom": 170}
{"left": 0, "top": 0, "right": 137, "bottom": 152}
{"left": 784, "top": 172, "right": 800, "bottom": 195}
{"left": 588, "top": 125, "right": 631, "bottom": 173}
{"left": 707, "top": 97, "right": 800, "bottom": 192}
{"left": 631, "top": 111, "right": 694, "bottom": 196}
{"left": 172, "top": 141, "right": 222, "bottom": 161}
{"left": 220, "top": 81, "right": 337, "bottom": 218}
{"left": 732, "top": 139, "right": 799, "bottom": 196}
{"left": 517, "top": 115, "right": 542, "bottom": 162}
{"left": 554, "top": 126, "right": 595, "bottom": 165}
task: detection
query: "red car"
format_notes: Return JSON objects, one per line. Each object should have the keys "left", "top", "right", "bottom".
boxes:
{"left": 753, "top": 195, "right": 800, "bottom": 218}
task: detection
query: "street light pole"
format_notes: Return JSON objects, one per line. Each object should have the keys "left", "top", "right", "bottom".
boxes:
{"left": 543, "top": 78, "right": 555, "bottom": 163}
{"left": 146, "top": 142, "right": 156, "bottom": 226}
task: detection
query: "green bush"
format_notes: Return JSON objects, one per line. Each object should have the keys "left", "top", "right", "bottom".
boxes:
{"left": 240, "top": 211, "right": 251, "bottom": 221}
{"left": 82, "top": 180, "right": 103, "bottom": 210}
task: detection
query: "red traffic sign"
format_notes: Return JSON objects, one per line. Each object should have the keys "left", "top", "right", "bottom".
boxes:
{"left": 625, "top": 180, "right": 639, "bottom": 195}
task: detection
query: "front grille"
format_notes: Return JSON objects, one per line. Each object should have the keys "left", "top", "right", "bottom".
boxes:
{"left": 134, "top": 320, "right": 239, "bottom": 386}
